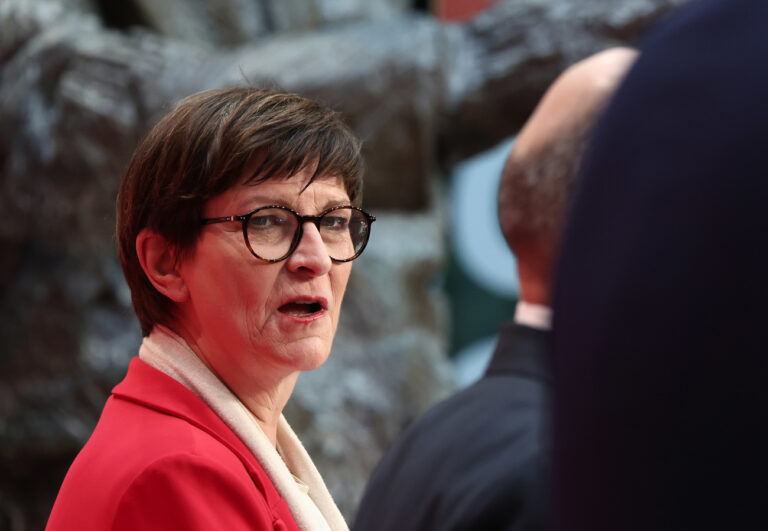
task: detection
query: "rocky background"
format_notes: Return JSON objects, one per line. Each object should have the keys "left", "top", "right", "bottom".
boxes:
{"left": 0, "top": 0, "right": 688, "bottom": 528}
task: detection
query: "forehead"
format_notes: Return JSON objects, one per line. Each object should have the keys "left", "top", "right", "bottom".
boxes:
{"left": 205, "top": 171, "right": 349, "bottom": 215}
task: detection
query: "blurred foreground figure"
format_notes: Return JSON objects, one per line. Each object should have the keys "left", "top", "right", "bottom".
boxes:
{"left": 353, "top": 48, "right": 636, "bottom": 531}
{"left": 552, "top": 0, "right": 768, "bottom": 529}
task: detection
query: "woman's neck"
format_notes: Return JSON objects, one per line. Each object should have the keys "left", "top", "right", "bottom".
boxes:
{"left": 238, "top": 372, "right": 299, "bottom": 446}
{"left": 168, "top": 321, "right": 299, "bottom": 447}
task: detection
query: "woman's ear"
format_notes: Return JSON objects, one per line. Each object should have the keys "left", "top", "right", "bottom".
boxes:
{"left": 136, "top": 229, "right": 189, "bottom": 303}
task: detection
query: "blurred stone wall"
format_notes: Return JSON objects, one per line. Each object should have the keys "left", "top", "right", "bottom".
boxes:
{"left": 0, "top": 0, "right": 688, "bottom": 528}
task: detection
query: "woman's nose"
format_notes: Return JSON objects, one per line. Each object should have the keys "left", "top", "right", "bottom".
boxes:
{"left": 285, "top": 222, "right": 332, "bottom": 275}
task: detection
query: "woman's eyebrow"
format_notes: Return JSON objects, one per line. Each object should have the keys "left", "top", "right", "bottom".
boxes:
{"left": 233, "top": 193, "right": 297, "bottom": 212}
{"left": 320, "top": 198, "right": 352, "bottom": 210}
{"left": 238, "top": 196, "right": 351, "bottom": 213}
{"left": 240, "top": 197, "right": 291, "bottom": 211}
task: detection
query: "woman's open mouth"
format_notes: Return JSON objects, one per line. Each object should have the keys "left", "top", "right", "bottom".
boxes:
{"left": 278, "top": 299, "right": 325, "bottom": 317}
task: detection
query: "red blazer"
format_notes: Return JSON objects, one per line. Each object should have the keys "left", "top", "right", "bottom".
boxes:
{"left": 46, "top": 358, "right": 299, "bottom": 530}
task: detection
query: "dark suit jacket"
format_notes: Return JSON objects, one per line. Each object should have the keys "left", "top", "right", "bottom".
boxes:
{"left": 551, "top": 0, "right": 768, "bottom": 529}
{"left": 353, "top": 321, "right": 550, "bottom": 531}
{"left": 47, "top": 358, "right": 298, "bottom": 530}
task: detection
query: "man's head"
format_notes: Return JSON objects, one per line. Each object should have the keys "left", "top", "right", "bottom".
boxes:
{"left": 499, "top": 47, "right": 637, "bottom": 304}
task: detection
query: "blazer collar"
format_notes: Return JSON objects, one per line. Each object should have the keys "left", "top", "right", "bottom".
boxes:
{"left": 484, "top": 320, "right": 551, "bottom": 382}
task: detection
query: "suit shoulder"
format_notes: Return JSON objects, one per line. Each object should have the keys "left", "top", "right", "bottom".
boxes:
{"left": 401, "top": 373, "right": 548, "bottom": 441}
{"left": 355, "top": 375, "right": 550, "bottom": 531}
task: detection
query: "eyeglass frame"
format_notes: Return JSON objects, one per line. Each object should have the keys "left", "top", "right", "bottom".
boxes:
{"left": 201, "top": 204, "right": 376, "bottom": 263}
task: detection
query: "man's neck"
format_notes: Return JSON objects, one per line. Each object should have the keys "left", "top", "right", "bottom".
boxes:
{"left": 514, "top": 300, "right": 552, "bottom": 330}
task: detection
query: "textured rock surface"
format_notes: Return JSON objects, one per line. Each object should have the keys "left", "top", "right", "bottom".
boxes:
{"left": 226, "top": 16, "right": 445, "bottom": 210}
{"left": 133, "top": 0, "right": 271, "bottom": 46}
{"left": 0, "top": 0, "right": 689, "bottom": 528}
{"left": 265, "top": 0, "right": 412, "bottom": 33}
{"left": 438, "top": 0, "right": 691, "bottom": 166}
{"left": 98, "top": 0, "right": 412, "bottom": 47}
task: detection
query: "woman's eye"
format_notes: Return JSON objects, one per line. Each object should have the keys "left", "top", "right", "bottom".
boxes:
{"left": 321, "top": 216, "right": 349, "bottom": 230}
{"left": 250, "top": 215, "right": 286, "bottom": 228}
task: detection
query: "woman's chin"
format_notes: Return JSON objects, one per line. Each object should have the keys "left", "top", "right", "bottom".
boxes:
{"left": 269, "top": 338, "right": 333, "bottom": 373}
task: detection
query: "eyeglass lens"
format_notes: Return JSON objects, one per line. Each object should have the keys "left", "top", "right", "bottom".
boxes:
{"left": 246, "top": 207, "right": 369, "bottom": 261}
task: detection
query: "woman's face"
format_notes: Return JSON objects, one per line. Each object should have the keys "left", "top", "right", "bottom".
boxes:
{"left": 175, "top": 169, "right": 353, "bottom": 391}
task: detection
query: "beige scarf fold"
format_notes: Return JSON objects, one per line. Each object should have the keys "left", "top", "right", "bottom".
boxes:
{"left": 139, "top": 325, "right": 348, "bottom": 531}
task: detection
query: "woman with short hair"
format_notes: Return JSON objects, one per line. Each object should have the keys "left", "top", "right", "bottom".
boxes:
{"left": 47, "top": 87, "right": 375, "bottom": 531}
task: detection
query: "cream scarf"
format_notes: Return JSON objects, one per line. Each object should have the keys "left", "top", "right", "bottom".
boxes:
{"left": 138, "top": 325, "right": 348, "bottom": 531}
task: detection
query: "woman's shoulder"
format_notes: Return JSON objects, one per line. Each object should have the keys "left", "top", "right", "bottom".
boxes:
{"left": 110, "top": 452, "right": 281, "bottom": 530}
{"left": 103, "top": 358, "right": 266, "bottom": 477}
{"left": 48, "top": 388, "right": 297, "bottom": 530}
{"left": 48, "top": 449, "right": 288, "bottom": 530}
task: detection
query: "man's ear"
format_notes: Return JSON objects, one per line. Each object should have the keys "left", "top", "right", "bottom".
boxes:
{"left": 136, "top": 229, "right": 189, "bottom": 303}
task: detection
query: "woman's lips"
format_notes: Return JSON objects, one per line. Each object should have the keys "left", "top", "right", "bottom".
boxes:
{"left": 277, "top": 297, "right": 327, "bottom": 317}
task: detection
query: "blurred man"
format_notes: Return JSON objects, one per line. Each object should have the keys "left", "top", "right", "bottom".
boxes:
{"left": 551, "top": 1, "right": 768, "bottom": 530}
{"left": 352, "top": 47, "right": 637, "bottom": 531}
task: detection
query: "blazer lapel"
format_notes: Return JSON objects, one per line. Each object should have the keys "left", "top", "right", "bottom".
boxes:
{"left": 112, "top": 358, "right": 279, "bottom": 503}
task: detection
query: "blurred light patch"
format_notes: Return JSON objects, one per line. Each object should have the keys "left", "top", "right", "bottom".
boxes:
{"left": 447, "top": 136, "right": 517, "bottom": 387}
{"left": 449, "top": 136, "right": 518, "bottom": 298}
{"left": 452, "top": 334, "right": 498, "bottom": 388}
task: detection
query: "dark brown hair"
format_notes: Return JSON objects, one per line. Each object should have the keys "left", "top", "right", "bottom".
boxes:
{"left": 117, "top": 87, "right": 364, "bottom": 335}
